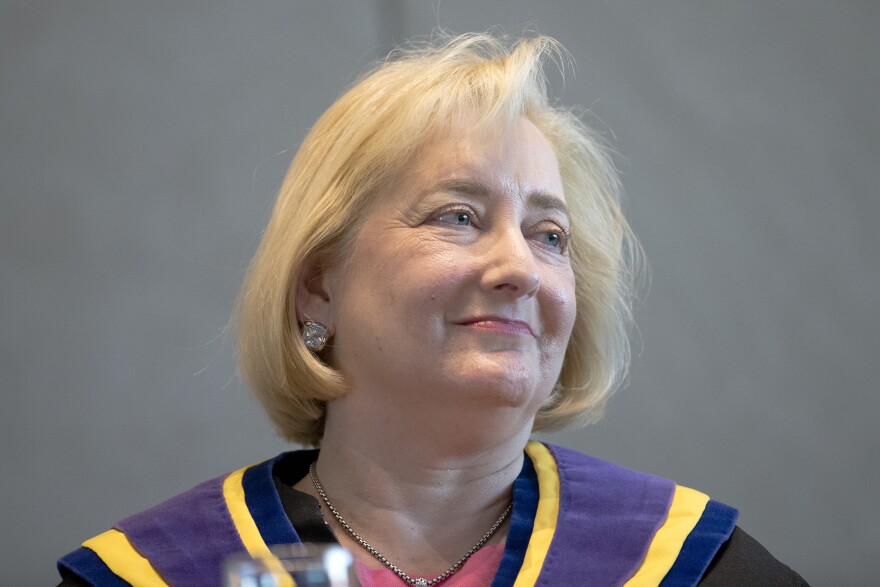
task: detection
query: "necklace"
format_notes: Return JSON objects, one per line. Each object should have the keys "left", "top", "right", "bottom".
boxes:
{"left": 308, "top": 461, "right": 512, "bottom": 587}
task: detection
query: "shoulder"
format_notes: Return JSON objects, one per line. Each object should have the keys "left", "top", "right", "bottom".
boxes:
{"left": 56, "top": 450, "right": 316, "bottom": 587}
{"left": 700, "top": 526, "right": 809, "bottom": 586}
{"left": 530, "top": 442, "right": 807, "bottom": 585}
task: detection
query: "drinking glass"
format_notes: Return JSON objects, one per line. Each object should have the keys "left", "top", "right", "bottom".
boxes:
{"left": 224, "top": 543, "right": 360, "bottom": 587}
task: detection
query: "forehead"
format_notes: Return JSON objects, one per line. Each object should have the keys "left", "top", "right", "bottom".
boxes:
{"left": 406, "top": 116, "right": 566, "bottom": 205}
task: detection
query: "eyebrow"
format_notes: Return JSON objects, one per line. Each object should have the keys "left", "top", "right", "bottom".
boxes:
{"left": 431, "top": 179, "right": 571, "bottom": 223}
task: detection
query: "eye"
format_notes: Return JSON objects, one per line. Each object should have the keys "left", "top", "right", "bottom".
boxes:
{"left": 433, "top": 205, "right": 476, "bottom": 227}
{"left": 533, "top": 224, "right": 569, "bottom": 253}
{"left": 543, "top": 232, "right": 561, "bottom": 247}
{"left": 439, "top": 212, "right": 472, "bottom": 226}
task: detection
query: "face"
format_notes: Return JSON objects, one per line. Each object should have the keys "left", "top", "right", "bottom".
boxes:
{"left": 312, "top": 117, "right": 576, "bottom": 426}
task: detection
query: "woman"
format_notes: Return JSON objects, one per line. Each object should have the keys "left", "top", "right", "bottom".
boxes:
{"left": 58, "top": 34, "right": 806, "bottom": 586}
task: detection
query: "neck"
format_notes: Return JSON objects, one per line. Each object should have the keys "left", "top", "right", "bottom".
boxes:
{"left": 293, "top": 395, "right": 533, "bottom": 574}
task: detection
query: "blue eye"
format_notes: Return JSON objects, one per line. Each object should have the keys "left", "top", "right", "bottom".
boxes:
{"left": 542, "top": 232, "right": 560, "bottom": 247}
{"left": 436, "top": 210, "right": 473, "bottom": 226}
{"left": 535, "top": 228, "right": 568, "bottom": 252}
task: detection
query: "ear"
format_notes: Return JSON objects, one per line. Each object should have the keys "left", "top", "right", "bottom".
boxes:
{"left": 292, "top": 258, "right": 337, "bottom": 330}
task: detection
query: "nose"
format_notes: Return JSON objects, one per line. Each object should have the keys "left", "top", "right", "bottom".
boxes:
{"left": 480, "top": 226, "right": 541, "bottom": 298}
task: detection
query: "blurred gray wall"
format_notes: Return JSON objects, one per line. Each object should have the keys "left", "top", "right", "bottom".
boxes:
{"left": 2, "top": 2, "right": 877, "bottom": 584}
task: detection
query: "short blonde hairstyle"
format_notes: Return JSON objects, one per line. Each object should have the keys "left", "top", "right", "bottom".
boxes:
{"left": 236, "top": 33, "right": 640, "bottom": 445}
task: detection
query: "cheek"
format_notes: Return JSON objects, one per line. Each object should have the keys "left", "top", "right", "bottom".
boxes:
{"left": 538, "top": 279, "right": 576, "bottom": 385}
{"left": 403, "top": 245, "right": 474, "bottom": 300}
{"left": 355, "top": 238, "right": 470, "bottom": 328}
{"left": 545, "top": 271, "right": 577, "bottom": 336}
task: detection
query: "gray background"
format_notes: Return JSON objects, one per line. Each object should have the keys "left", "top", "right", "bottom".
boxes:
{"left": 2, "top": 1, "right": 877, "bottom": 584}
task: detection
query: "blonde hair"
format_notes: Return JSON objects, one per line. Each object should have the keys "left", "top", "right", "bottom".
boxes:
{"left": 236, "top": 33, "right": 640, "bottom": 445}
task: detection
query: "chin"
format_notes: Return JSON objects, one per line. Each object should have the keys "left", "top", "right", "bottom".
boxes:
{"left": 464, "top": 372, "right": 549, "bottom": 411}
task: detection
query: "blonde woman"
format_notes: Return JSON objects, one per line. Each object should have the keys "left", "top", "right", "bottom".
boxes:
{"left": 59, "top": 34, "right": 806, "bottom": 586}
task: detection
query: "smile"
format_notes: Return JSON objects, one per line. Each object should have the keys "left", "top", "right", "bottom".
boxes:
{"left": 455, "top": 317, "right": 536, "bottom": 337}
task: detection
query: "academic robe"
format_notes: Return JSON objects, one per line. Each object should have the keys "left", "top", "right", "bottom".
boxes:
{"left": 58, "top": 441, "right": 807, "bottom": 586}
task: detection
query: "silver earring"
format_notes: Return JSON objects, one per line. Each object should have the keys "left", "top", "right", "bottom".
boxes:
{"left": 301, "top": 320, "right": 329, "bottom": 352}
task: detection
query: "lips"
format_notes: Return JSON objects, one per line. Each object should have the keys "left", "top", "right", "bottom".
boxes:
{"left": 455, "top": 316, "right": 536, "bottom": 337}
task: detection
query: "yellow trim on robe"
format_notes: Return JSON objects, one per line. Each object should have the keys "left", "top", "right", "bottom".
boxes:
{"left": 83, "top": 529, "right": 169, "bottom": 587}
{"left": 222, "top": 465, "right": 296, "bottom": 587}
{"left": 622, "top": 485, "right": 710, "bottom": 586}
{"left": 223, "top": 466, "right": 275, "bottom": 557}
{"left": 513, "top": 441, "right": 561, "bottom": 587}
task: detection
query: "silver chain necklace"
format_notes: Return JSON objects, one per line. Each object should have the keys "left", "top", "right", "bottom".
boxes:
{"left": 308, "top": 461, "right": 512, "bottom": 587}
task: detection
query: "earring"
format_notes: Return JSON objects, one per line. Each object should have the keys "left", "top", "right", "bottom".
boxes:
{"left": 301, "top": 320, "right": 329, "bottom": 352}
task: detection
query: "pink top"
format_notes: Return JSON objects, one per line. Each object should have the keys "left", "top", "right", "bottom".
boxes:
{"left": 354, "top": 543, "right": 506, "bottom": 587}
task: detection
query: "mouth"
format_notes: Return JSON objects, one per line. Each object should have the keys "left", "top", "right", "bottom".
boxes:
{"left": 455, "top": 316, "right": 536, "bottom": 337}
